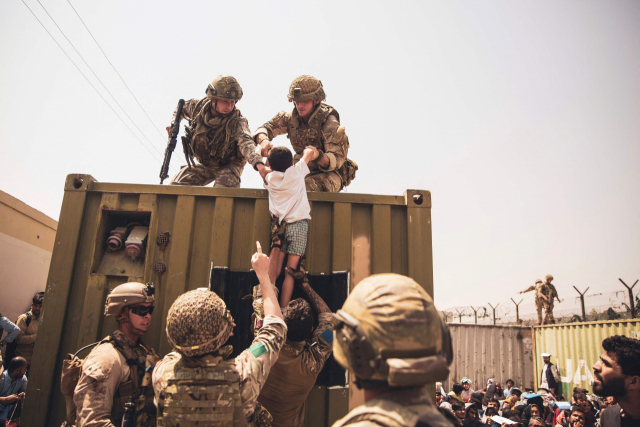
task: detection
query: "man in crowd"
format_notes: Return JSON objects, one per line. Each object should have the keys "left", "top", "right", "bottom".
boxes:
{"left": 486, "top": 398, "right": 501, "bottom": 413}
{"left": 0, "top": 313, "right": 20, "bottom": 356}
{"left": 563, "top": 407, "right": 587, "bottom": 427}
{"left": 461, "top": 377, "right": 475, "bottom": 401}
{"left": 0, "top": 356, "right": 27, "bottom": 423}
{"left": 449, "top": 383, "right": 465, "bottom": 402}
{"left": 14, "top": 291, "right": 44, "bottom": 373}
{"left": 330, "top": 273, "right": 455, "bottom": 427}
{"left": 73, "top": 282, "right": 158, "bottom": 426}
{"left": 153, "top": 242, "right": 286, "bottom": 425}
{"left": 504, "top": 378, "right": 515, "bottom": 397}
{"left": 506, "top": 388, "right": 523, "bottom": 408}
{"left": 258, "top": 272, "right": 334, "bottom": 426}
{"left": 452, "top": 401, "right": 466, "bottom": 424}
{"left": 541, "top": 353, "right": 561, "bottom": 396}
{"left": 166, "top": 75, "right": 270, "bottom": 187}
{"left": 253, "top": 75, "right": 357, "bottom": 192}
{"left": 593, "top": 335, "right": 640, "bottom": 427}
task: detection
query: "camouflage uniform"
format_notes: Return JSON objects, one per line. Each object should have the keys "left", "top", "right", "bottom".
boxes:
{"left": 170, "top": 76, "right": 263, "bottom": 187}
{"left": 254, "top": 75, "right": 356, "bottom": 192}
{"left": 521, "top": 280, "right": 545, "bottom": 325}
{"left": 542, "top": 275, "right": 559, "bottom": 325}
{"left": 331, "top": 274, "right": 455, "bottom": 427}
{"left": 73, "top": 330, "right": 157, "bottom": 427}
{"left": 152, "top": 289, "right": 287, "bottom": 426}
{"left": 257, "top": 312, "right": 334, "bottom": 427}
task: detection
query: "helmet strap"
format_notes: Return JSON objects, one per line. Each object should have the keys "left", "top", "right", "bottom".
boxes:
{"left": 119, "top": 307, "right": 147, "bottom": 336}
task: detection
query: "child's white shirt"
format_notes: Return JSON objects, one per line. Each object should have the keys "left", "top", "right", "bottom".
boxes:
{"left": 264, "top": 160, "right": 311, "bottom": 223}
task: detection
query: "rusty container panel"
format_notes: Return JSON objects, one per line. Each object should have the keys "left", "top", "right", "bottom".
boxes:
{"left": 446, "top": 324, "right": 534, "bottom": 392}
{"left": 533, "top": 319, "right": 640, "bottom": 397}
{"left": 23, "top": 174, "right": 432, "bottom": 427}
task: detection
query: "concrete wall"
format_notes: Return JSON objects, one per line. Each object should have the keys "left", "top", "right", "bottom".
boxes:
{"left": 0, "top": 190, "right": 57, "bottom": 326}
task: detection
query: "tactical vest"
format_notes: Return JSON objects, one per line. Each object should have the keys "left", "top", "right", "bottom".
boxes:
{"left": 157, "top": 355, "right": 244, "bottom": 427}
{"left": 107, "top": 335, "right": 157, "bottom": 427}
{"left": 334, "top": 397, "right": 455, "bottom": 427}
{"left": 287, "top": 103, "right": 341, "bottom": 155}
{"left": 184, "top": 98, "right": 244, "bottom": 167}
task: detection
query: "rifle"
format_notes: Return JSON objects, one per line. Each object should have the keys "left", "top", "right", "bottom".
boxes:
{"left": 160, "top": 99, "right": 185, "bottom": 184}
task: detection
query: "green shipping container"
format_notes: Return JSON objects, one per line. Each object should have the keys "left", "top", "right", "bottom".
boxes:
{"left": 22, "top": 174, "right": 433, "bottom": 427}
{"left": 532, "top": 319, "right": 640, "bottom": 397}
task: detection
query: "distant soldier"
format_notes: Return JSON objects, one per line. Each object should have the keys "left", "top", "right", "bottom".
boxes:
{"left": 152, "top": 242, "right": 286, "bottom": 425}
{"left": 331, "top": 273, "right": 455, "bottom": 427}
{"left": 253, "top": 75, "right": 358, "bottom": 192}
{"left": 73, "top": 282, "right": 158, "bottom": 427}
{"left": 518, "top": 279, "right": 546, "bottom": 325}
{"left": 167, "top": 75, "right": 270, "bottom": 187}
{"left": 543, "top": 274, "right": 561, "bottom": 325}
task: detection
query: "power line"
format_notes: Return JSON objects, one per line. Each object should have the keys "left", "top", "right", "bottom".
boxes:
{"left": 65, "top": 0, "right": 170, "bottom": 142}
{"left": 34, "top": 0, "right": 174, "bottom": 171}
{"left": 20, "top": 0, "right": 164, "bottom": 166}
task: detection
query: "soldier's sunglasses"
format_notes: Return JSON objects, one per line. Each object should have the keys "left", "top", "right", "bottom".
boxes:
{"left": 130, "top": 305, "right": 154, "bottom": 316}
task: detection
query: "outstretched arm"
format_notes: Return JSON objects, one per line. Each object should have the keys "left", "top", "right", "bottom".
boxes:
{"left": 251, "top": 242, "right": 284, "bottom": 320}
{"left": 518, "top": 285, "right": 536, "bottom": 295}
{"left": 299, "top": 279, "right": 330, "bottom": 314}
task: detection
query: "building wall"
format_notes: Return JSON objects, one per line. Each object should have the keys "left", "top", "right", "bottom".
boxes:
{"left": 446, "top": 324, "right": 534, "bottom": 392}
{"left": 0, "top": 190, "right": 58, "bottom": 325}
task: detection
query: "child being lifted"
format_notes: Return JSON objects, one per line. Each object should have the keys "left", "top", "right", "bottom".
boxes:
{"left": 264, "top": 144, "right": 319, "bottom": 309}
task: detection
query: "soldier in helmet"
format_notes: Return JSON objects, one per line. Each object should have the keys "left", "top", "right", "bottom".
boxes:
{"left": 331, "top": 273, "right": 456, "bottom": 427}
{"left": 518, "top": 279, "right": 546, "bottom": 325}
{"left": 152, "top": 242, "right": 286, "bottom": 425}
{"left": 542, "top": 274, "right": 561, "bottom": 325}
{"left": 166, "top": 75, "right": 270, "bottom": 187}
{"left": 253, "top": 75, "right": 358, "bottom": 193}
{"left": 73, "top": 282, "right": 158, "bottom": 427}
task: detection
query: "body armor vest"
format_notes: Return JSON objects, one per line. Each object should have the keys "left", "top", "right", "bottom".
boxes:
{"left": 287, "top": 103, "right": 340, "bottom": 155}
{"left": 157, "top": 354, "right": 244, "bottom": 427}
{"left": 184, "top": 98, "right": 244, "bottom": 167}
{"left": 335, "top": 397, "right": 454, "bottom": 427}
{"left": 107, "top": 336, "right": 157, "bottom": 427}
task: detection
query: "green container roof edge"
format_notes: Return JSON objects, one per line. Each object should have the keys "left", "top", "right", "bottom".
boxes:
{"left": 23, "top": 173, "right": 434, "bottom": 427}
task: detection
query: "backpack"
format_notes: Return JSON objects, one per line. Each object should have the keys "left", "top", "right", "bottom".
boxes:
{"left": 4, "top": 312, "right": 31, "bottom": 366}
{"left": 60, "top": 341, "right": 101, "bottom": 425}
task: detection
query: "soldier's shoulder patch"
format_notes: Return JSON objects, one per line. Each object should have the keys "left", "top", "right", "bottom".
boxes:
{"left": 321, "top": 329, "right": 334, "bottom": 344}
{"left": 249, "top": 342, "right": 267, "bottom": 358}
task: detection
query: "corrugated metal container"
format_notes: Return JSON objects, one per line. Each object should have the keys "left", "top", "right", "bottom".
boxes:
{"left": 445, "top": 324, "right": 534, "bottom": 392}
{"left": 533, "top": 319, "right": 640, "bottom": 397}
{"left": 23, "top": 174, "right": 433, "bottom": 427}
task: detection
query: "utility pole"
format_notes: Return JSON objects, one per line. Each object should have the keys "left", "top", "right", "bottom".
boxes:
{"left": 511, "top": 298, "right": 523, "bottom": 324}
{"left": 470, "top": 306, "right": 479, "bottom": 324}
{"left": 619, "top": 279, "right": 638, "bottom": 318}
{"left": 573, "top": 286, "right": 590, "bottom": 321}
{"left": 488, "top": 303, "right": 499, "bottom": 325}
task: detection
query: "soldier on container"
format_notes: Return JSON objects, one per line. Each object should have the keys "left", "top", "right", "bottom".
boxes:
{"left": 518, "top": 279, "right": 546, "bottom": 325}
{"left": 166, "top": 75, "right": 270, "bottom": 187}
{"left": 73, "top": 282, "right": 158, "bottom": 427}
{"left": 152, "top": 242, "right": 286, "bottom": 425}
{"left": 253, "top": 75, "right": 358, "bottom": 192}
{"left": 331, "top": 273, "right": 455, "bottom": 427}
{"left": 542, "top": 275, "right": 561, "bottom": 325}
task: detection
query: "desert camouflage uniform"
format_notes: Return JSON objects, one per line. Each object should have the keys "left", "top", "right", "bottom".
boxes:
{"left": 254, "top": 103, "right": 349, "bottom": 192}
{"left": 543, "top": 283, "right": 559, "bottom": 325}
{"left": 521, "top": 281, "right": 546, "bottom": 325}
{"left": 73, "top": 330, "right": 157, "bottom": 427}
{"left": 258, "top": 312, "right": 334, "bottom": 427}
{"left": 169, "top": 97, "right": 262, "bottom": 187}
{"left": 153, "top": 314, "right": 286, "bottom": 424}
{"left": 332, "top": 388, "right": 453, "bottom": 427}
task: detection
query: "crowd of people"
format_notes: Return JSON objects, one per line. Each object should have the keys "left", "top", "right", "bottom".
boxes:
{"left": 433, "top": 336, "right": 637, "bottom": 427}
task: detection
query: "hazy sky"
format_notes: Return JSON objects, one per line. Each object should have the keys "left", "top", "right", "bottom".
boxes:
{"left": 1, "top": 0, "right": 638, "bottom": 312}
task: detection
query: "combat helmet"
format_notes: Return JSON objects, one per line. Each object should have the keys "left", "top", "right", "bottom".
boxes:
{"left": 166, "top": 289, "right": 234, "bottom": 357}
{"left": 333, "top": 273, "right": 452, "bottom": 388}
{"left": 535, "top": 279, "right": 543, "bottom": 284}
{"left": 288, "top": 75, "right": 326, "bottom": 103}
{"left": 545, "top": 274, "right": 553, "bottom": 281}
{"left": 205, "top": 75, "right": 243, "bottom": 102}
{"left": 104, "top": 282, "right": 155, "bottom": 317}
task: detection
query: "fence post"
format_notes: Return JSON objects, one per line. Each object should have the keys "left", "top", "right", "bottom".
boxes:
{"left": 511, "top": 298, "right": 523, "bottom": 324}
{"left": 619, "top": 279, "right": 639, "bottom": 319}
{"left": 470, "top": 306, "right": 479, "bottom": 324}
{"left": 573, "top": 286, "right": 590, "bottom": 321}
{"left": 488, "top": 303, "right": 499, "bottom": 325}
